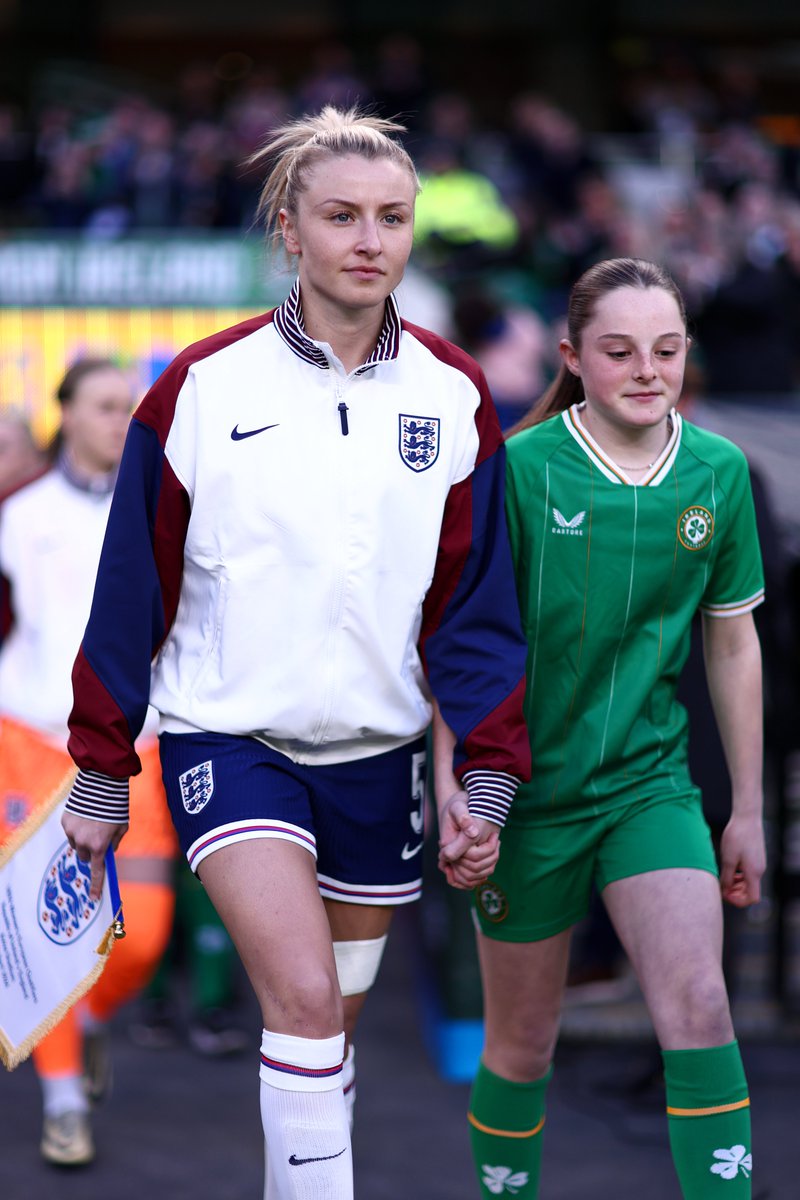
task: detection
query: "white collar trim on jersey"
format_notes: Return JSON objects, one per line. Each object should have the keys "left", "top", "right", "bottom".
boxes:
{"left": 562, "top": 404, "right": 682, "bottom": 485}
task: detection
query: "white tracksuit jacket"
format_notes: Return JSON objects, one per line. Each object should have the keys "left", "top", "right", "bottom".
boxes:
{"left": 66, "top": 284, "right": 531, "bottom": 825}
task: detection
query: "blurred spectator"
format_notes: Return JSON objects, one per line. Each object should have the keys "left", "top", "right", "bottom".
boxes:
{"left": 689, "top": 183, "right": 800, "bottom": 396}
{"left": 713, "top": 56, "right": 763, "bottom": 128}
{"left": 0, "top": 360, "right": 178, "bottom": 1167}
{"left": 175, "top": 61, "right": 222, "bottom": 125}
{"left": 0, "top": 411, "right": 45, "bottom": 498}
{"left": 414, "top": 137, "right": 520, "bottom": 275}
{"left": 223, "top": 68, "right": 289, "bottom": 228}
{"left": 4, "top": 30, "right": 800, "bottom": 404}
{"left": 618, "top": 49, "right": 715, "bottom": 152}
{"left": 652, "top": 189, "right": 730, "bottom": 308}
{"left": 0, "top": 102, "right": 36, "bottom": 222}
{"left": 451, "top": 284, "right": 551, "bottom": 430}
{"left": 506, "top": 93, "right": 597, "bottom": 219}
{"left": 36, "top": 140, "right": 94, "bottom": 229}
{"left": 128, "top": 107, "right": 179, "bottom": 229}
{"left": 527, "top": 171, "right": 631, "bottom": 301}
{"left": 702, "top": 122, "right": 781, "bottom": 197}
{"left": 370, "top": 34, "right": 432, "bottom": 137}
{"left": 295, "top": 41, "right": 369, "bottom": 114}
{"left": 174, "top": 120, "right": 229, "bottom": 228}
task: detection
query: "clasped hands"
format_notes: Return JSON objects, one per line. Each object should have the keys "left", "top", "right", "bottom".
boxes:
{"left": 437, "top": 789, "right": 500, "bottom": 891}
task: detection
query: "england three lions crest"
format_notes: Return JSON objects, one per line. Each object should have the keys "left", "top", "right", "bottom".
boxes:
{"left": 399, "top": 414, "right": 440, "bottom": 472}
{"left": 38, "top": 842, "right": 101, "bottom": 945}
{"left": 179, "top": 761, "right": 214, "bottom": 814}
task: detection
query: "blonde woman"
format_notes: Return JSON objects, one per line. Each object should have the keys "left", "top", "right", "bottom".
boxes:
{"left": 62, "top": 107, "right": 530, "bottom": 1198}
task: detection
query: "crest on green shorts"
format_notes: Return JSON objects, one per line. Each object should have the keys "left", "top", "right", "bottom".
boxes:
{"left": 476, "top": 881, "right": 509, "bottom": 922}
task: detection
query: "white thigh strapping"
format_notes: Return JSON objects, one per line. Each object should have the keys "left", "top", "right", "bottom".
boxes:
{"left": 332, "top": 936, "right": 388, "bottom": 997}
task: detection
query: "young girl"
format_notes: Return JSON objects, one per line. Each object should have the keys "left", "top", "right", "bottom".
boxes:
{"left": 61, "top": 107, "right": 530, "bottom": 1198}
{"left": 459, "top": 258, "right": 765, "bottom": 1198}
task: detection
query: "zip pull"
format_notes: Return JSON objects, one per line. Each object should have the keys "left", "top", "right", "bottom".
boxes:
{"left": 338, "top": 401, "right": 349, "bottom": 436}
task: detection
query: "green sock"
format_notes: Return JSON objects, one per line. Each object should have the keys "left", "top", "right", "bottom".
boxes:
{"left": 468, "top": 1061, "right": 551, "bottom": 1199}
{"left": 663, "top": 1041, "right": 752, "bottom": 1197}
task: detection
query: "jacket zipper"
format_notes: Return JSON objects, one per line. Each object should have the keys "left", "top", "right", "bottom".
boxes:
{"left": 334, "top": 369, "right": 350, "bottom": 435}
{"left": 311, "top": 375, "right": 350, "bottom": 746}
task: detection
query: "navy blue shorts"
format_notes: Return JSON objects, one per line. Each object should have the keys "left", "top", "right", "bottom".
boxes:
{"left": 159, "top": 732, "right": 427, "bottom": 906}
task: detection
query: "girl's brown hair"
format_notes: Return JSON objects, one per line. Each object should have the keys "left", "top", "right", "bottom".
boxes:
{"left": 507, "top": 258, "right": 687, "bottom": 437}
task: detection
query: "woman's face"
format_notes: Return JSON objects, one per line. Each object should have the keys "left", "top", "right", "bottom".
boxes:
{"left": 560, "top": 285, "right": 688, "bottom": 436}
{"left": 279, "top": 152, "right": 416, "bottom": 319}
{"left": 61, "top": 367, "right": 133, "bottom": 474}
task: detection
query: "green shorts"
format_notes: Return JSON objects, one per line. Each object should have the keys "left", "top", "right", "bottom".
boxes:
{"left": 473, "top": 791, "right": 718, "bottom": 943}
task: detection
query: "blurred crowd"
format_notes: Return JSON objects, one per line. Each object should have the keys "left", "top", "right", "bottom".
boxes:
{"left": 1, "top": 33, "right": 799, "bottom": 406}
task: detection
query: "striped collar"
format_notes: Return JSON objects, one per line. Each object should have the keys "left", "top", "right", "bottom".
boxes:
{"left": 273, "top": 279, "right": 403, "bottom": 373}
{"left": 563, "top": 403, "right": 682, "bottom": 486}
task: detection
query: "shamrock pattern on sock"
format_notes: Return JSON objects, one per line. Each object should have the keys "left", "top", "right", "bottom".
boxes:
{"left": 481, "top": 1164, "right": 530, "bottom": 1194}
{"left": 710, "top": 1145, "right": 752, "bottom": 1181}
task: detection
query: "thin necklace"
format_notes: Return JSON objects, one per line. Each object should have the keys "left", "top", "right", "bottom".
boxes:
{"left": 617, "top": 458, "right": 656, "bottom": 471}
{"left": 616, "top": 417, "right": 673, "bottom": 471}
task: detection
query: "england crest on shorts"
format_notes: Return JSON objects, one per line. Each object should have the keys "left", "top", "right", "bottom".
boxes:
{"left": 179, "top": 761, "right": 214, "bottom": 815}
{"left": 399, "top": 414, "right": 440, "bottom": 472}
{"left": 37, "top": 842, "right": 101, "bottom": 946}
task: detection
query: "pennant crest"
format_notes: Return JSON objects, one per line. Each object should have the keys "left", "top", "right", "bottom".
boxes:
{"left": 179, "top": 761, "right": 214, "bottom": 814}
{"left": 0, "top": 774, "right": 120, "bottom": 1071}
{"left": 399, "top": 414, "right": 440, "bottom": 472}
{"left": 38, "top": 842, "right": 102, "bottom": 945}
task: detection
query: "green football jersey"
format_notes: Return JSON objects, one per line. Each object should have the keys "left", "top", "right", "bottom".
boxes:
{"left": 505, "top": 404, "right": 764, "bottom": 825}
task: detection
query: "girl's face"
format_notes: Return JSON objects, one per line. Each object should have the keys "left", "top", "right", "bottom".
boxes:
{"left": 61, "top": 367, "right": 133, "bottom": 474}
{"left": 279, "top": 153, "right": 416, "bottom": 320}
{"left": 560, "top": 285, "right": 688, "bottom": 436}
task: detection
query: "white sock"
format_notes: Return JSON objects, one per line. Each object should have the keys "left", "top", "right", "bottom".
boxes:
{"left": 263, "top": 1139, "right": 278, "bottom": 1200}
{"left": 264, "top": 1065, "right": 351, "bottom": 1200}
{"left": 342, "top": 1044, "right": 356, "bottom": 1132}
{"left": 259, "top": 1029, "right": 352, "bottom": 1200}
{"left": 40, "top": 1074, "right": 89, "bottom": 1118}
{"left": 265, "top": 1045, "right": 343, "bottom": 1200}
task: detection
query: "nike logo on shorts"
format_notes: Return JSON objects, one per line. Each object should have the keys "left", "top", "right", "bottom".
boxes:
{"left": 401, "top": 841, "right": 423, "bottom": 860}
{"left": 289, "top": 1149, "right": 347, "bottom": 1166}
{"left": 231, "top": 423, "right": 279, "bottom": 440}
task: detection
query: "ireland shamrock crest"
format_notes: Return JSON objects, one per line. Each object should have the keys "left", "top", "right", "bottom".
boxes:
{"left": 678, "top": 505, "right": 714, "bottom": 551}
{"left": 481, "top": 1165, "right": 530, "bottom": 1194}
{"left": 710, "top": 1145, "right": 752, "bottom": 1180}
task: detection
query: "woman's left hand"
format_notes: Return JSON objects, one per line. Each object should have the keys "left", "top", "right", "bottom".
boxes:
{"left": 62, "top": 811, "right": 128, "bottom": 902}
{"left": 437, "top": 790, "right": 500, "bottom": 890}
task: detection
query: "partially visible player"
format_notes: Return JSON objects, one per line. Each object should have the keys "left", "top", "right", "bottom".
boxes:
{"left": 0, "top": 409, "right": 45, "bottom": 497}
{"left": 444, "top": 258, "right": 765, "bottom": 1198}
{"left": 60, "top": 107, "right": 530, "bottom": 1198}
{"left": 0, "top": 359, "right": 177, "bottom": 1166}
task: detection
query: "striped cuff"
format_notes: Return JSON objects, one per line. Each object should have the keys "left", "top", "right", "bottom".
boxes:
{"left": 65, "top": 769, "right": 130, "bottom": 825}
{"left": 462, "top": 770, "right": 519, "bottom": 828}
